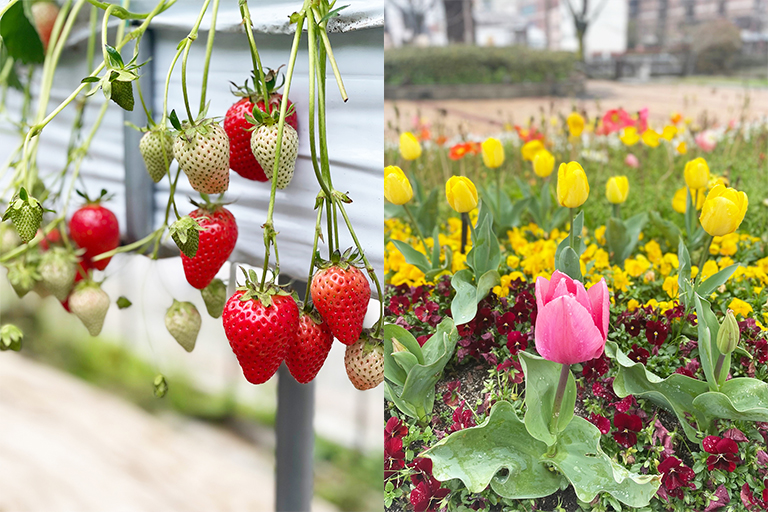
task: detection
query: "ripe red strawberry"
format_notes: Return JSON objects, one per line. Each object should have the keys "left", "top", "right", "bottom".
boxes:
{"left": 311, "top": 251, "right": 371, "bottom": 345}
{"left": 31, "top": 1, "right": 59, "bottom": 52}
{"left": 344, "top": 333, "right": 384, "bottom": 390}
{"left": 181, "top": 202, "right": 237, "bottom": 290}
{"left": 69, "top": 191, "right": 119, "bottom": 271}
{"left": 224, "top": 94, "right": 297, "bottom": 182}
{"left": 37, "top": 227, "right": 62, "bottom": 251}
{"left": 285, "top": 309, "right": 333, "bottom": 384}
{"left": 222, "top": 271, "right": 299, "bottom": 385}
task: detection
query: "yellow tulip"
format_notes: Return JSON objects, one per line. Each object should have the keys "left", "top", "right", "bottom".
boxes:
{"left": 620, "top": 126, "right": 639, "bottom": 146}
{"left": 684, "top": 157, "right": 710, "bottom": 190}
{"left": 605, "top": 176, "right": 629, "bottom": 204}
{"left": 399, "top": 132, "right": 422, "bottom": 161}
{"left": 556, "top": 161, "right": 589, "bottom": 208}
{"left": 481, "top": 137, "right": 505, "bottom": 169}
{"left": 677, "top": 141, "right": 687, "bottom": 155}
{"left": 672, "top": 187, "right": 706, "bottom": 213}
{"left": 445, "top": 176, "right": 478, "bottom": 213}
{"left": 533, "top": 150, "right": 555, "bottom": 178}
{"left": 384, "top": 165, "right": 413, "bottom": 205}
{"left": 567, "top": 112, "right": 585, "bottom": 137}
{"left": 661, "top": 125, "right": 677, "bottom": 141}
{"left": 521, "top": 140, "right": 545, "bottom": 161}
{"left": 641, "top": 129, "right": 661, "bottom": 147}
{"left": 700, "top": 184, "right": 748, "bottom": 236}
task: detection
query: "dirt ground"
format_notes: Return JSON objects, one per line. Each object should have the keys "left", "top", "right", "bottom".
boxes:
{"left": 385, "top": 79, "right": 768, "bottom": 139}
{"left": 0, "top": 352, "right": 336, "bottom": 512}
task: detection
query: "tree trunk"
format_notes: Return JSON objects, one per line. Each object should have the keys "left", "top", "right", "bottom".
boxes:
{"left": 443, "top": 0, "right": 473, "bottom": 44}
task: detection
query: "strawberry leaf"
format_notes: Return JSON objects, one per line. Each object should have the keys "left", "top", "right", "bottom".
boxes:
{"left": 104, "top": 44, "right": 125, "bottom": 69}
{"left": 169, "top": 109, "right": 182, "bottom": 130}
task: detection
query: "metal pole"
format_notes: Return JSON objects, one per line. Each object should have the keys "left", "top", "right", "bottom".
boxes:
{"left": 123, "top": 25, "right": 155, "bottom": 242}
{"left": 275, "top": 279, "right": 315, "bottom": 512}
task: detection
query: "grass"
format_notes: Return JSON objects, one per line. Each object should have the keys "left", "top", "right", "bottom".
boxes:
{"left": 386, "top": 129, "right": 768, "bottom": 245}
{"left": 0, "top": 302, "right": 382, "bottom": 512}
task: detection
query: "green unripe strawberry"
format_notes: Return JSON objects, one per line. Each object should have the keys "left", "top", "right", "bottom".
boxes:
{"left": 38, "top": 247, "right": 76, "bottom": 301}
{"left": 6, "top": 260, "right": 40, "bottom": 298}
{"left": 165, "top": 299, "right": 201, "bottom": 352}
{"left": 250, "top": 122, "right": 299, "bottom": 189}
{"left": 344, "top": 333, "right": 384, "bottom": 391}
{"left": 0, "top": 324, "right": 23, "bottom": 351}
{"left": 139, "top": 129, "right": 174, "bottom": 182}
{"left": 201, "top": 278, "right": 226, "bottom": 318}
{"left": 2, "top": 188, "right": 43, "bottom": 244}
{"left": 69, "top": 280, "right": 110, "bottom": 336}
{"left": 110, "top": 80, "right": 134, "bottom": 111}
{"left": 0, "top": 222, "right": 21, "bottom": 254}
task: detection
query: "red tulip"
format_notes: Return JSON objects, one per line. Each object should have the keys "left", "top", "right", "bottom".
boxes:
{"left": 534, "top": 270, "right": 609, "bottom": 365}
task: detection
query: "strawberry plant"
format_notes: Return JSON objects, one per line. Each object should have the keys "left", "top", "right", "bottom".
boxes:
{"left": 0, "top": 0, "right": 382, "bottom": 398}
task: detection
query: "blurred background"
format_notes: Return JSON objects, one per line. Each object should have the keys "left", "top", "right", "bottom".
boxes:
{"left": 385, "top": 0, "right": 768, "bottom": 137}
{"left": 0, "top": 1, "right": 383, "bottom": 511}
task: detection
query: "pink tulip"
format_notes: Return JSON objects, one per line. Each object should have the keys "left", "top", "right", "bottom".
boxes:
{"left": 624, "top": 153, "right": 639, "bottom": 168}
{"left": 601, "top": 108, "right": 633, "bottom": 134}
{"left": 534, "top": 270, "right": 610, "bottom": 365}
{"left": 695, "top": 130, "right": 717, "bottom": 152}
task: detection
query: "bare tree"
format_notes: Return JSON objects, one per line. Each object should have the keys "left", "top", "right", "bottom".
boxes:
{"left": 443, "top": 0, "right": 474, "bottom": 44}
{"left": 565, "top": 0, "right": 610, "bottom": 62}
{"left": 387, "top": 0, "right": 439, "bottom": 44}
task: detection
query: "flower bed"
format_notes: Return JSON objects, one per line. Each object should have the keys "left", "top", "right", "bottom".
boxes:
{"left": 384, "top": 109, "right": 768, "bottom": 511}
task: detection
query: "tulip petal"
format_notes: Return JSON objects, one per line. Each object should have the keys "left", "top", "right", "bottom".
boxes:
{"left": 535, "top": 275, "right": 550, "bottom": 313}
{"left": 534, "top": 295, "right": 606, "bottom": 365}
{"left": 587, "top": 278, "right": 610, "bottom": 338}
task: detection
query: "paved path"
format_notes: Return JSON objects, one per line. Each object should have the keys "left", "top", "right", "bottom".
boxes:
{"left": 0, "top": 352, "right": 336, "bottom": 512}
{"left": 385, "top": 79, "right": 768, "bottom": 139}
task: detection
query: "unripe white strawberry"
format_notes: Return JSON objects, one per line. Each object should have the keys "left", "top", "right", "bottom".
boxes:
{"left": 38, "top": 247, "right": 76, "bottom": 301}
{"left": 250, "top": 123, "right": 299, "bottom": 189}
{"left": 140, "top": 129, "right": 174, "bottom": 183}
{"left": 173, "top": 121, "right": 230, "bottom": 194}
{"left": 69, "top": 281, "right": 110, "bottom": 336}
{"left": 344, "top": 335, "right": 384, "bottom": 391}
{"left": 165, "top": 299, "right": 201, "bottom": 352}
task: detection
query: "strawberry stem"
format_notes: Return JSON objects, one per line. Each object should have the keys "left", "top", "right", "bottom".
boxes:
{"left": 199, "top": 0, "right": 220, "bottom": 116}
{"left": 310, "top": 6, "right": 348, "bottom": 102}
{"left": 239, "top": 0, "right": 272, "bottom": 118}
{"left": 303, "top": 201, "right": 325, "bottom": 308}
{"left": 179, "top": 0, "right": 212, "bottom": 124}
{"left": 259, "top": 10, "right": 305, "bottom": 291}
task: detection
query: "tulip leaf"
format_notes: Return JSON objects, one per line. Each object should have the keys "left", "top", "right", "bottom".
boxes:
{"left": 476, "top": 269, "right": 500, "bottom": 304}
{"left": 451, "top": 269, "right": 478, "bottom": 325}
{"left": 557, "top": 246, "right": 582, "bottom": 281}
{"left": 421, "top": 318, "right": 457, "bottom": 366}
{"left": 692, "top": 378, "right": 768, "bottom": 423}
{"left": 384, "top": 381, "right": 418, "bottom": 418}
{"left": 605, "top": 341, "right": 712, "bottom": 442}
{"left": 415, "top": 188, "right": 439, "bottom": 236}
{"left": 697, "top": 264, "right": 738, "bottom": 298}
{"left": 619, "top": 212, "right": 647, "bottom": 261}
{"left": 392, "top": 351, "right": 419, "bottom": 375}
{"left": 677, "top": 238, "right": 694, "bottom": 307}
{"left": 391, "top": 240, "right": 431, "bottom": 274}
{"left": 467, "top": 203, "right": 500, "bottom": 278}
{"left": 430, "top": 225, "right": 441, "bottom": 267}
{"left": 519, "top": 352, "right": 576, "bottom": 446}
{"left": 694, "top": 293, "right": 728, "bottom": 390}
{"left": 605, "top": 217, "right": 628, "bottom": 266}
{"left": 549, "top": 416, "right": 661, "bottom": 506}
{"left": 424, "top": 401, "right": 565, "bottom": 498}
{"left": 649, "top": 211, "right": 681, "bottom": 249}
{"left": 383, "top": 323, "right": 424, "bottom": 365}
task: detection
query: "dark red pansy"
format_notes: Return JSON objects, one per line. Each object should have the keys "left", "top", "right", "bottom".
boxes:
{"left": 658, "top": 456, "right": 695, "bottom": 500}
{"left": 703, "top": 435, "right": 740, "bottom": 472}
{"left": 588, "top": 413, "right": 610, "bottom": 434}
{"left": 612, "top": 412, "right": 642, "bottom": 448}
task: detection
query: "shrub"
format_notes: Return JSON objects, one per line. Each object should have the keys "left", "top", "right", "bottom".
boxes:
{"left": 384, "top": 45, "right": 578, "bottom": 86}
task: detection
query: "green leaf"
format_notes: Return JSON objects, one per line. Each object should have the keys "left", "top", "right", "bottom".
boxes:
{"left": 692, "top": 378, "right": 768, "bottom": 423}
{"left": 414, "top": 188, "right": 438, "bottom": 236}
{"left": 383, "top": 323, "right": 424, "bottom": 365}
{"left": 605, "top": 342, "right": 712, "bottom": 442}
{"left": 694, "top": 293, "right": 728, "bottom": 390}
{"left": 550, "top": 416, "right": 661, "bottom": 506}
{"left": 0, "top": 2, "right": 44, "bottom": 64}
{"left": 420, "top": 318, "right": 457, "bottom": 366}
{"left": 116, "top": 296, "right": 132, "bottom": 309}
{"left": 424, "top": 401, "right": 565, "bottom": 498}
{"left": 450, "top": 269, "right": 477, "bottom": 326}
{"left": 605, "top": 217, "right": 628, "bottom": 266}
{"left": 391, "top": 239, "right": 431, "bottom": 274}
{"left": 104, "top": 44, "right": 125, "bottom": 69}
{"left": 384, "top": 381, "right": 418, "bottom": 418}
{"left": 677, "top": 238, "right": 694, "bottom": 307}
{"left": 169, "top": 109, "right": 182, "bottom": 130}
{"left": 649, "top": 211, "right": 681, "bottom": 248}
{"left": 519, "top": 352, "right": 576, "bottom": 446}
{"left": 697, "top": 264, "right": 738, "bottom": 297}
{"left": 430, "top": 225, "right": 441, "bottom": 268}
{"left": 392, "top": 351, "right": 419, "bottom": 375}
{"left": 619, "top": 212, "right": 647, "bottom": 261}
{"left": 557, "top": 246, "right": 582, "bottom": 281}
{"left": 475, "top": 269, "right": 500, "bottom": 304}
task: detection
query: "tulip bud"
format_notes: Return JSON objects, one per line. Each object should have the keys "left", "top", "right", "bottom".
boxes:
{"left": 683, "top": 157, "right": 710, "bottom": 190}
{"left": 481, "top": 137, "right": 505, "bottom": 169}
{"left": 699, "top": 184, "right": 749, "bottom": 237}
{"left": 606, "top": 176, "right": 629, "bottom": 204}
{"left": 521, "top": 140, "right": 545, "bottom": 161}
{"left": 556, "top": 161, "right": 589, "bottom": 208}
{"left": 533, "top": 149, "right": 555, "bottom": 178}
{"left": 567, "top": 112, "right": 585, "bottom": 138}
{"left": 391, "top": 338, "right": 408, "bottom": 354}
{"left": 445, "top": 176, "right": 478, "bottom": 213}
{"left": 399, "top": 132, "right": 422, "bottom": 161}
{"left": 716, "top": 310, "right": 740, "bottom": 355}
{"left": 384, "top": 165, "right": 413, "bottom": 205}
